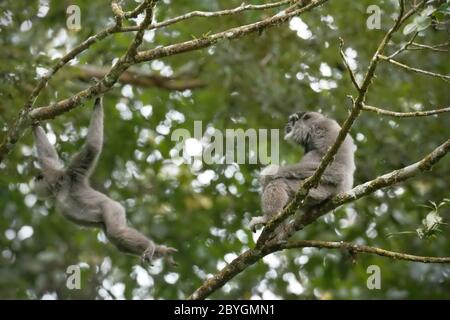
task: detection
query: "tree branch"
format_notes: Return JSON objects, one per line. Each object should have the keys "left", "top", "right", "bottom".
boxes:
{"left": 0, "top": 0, "right": 307, "bottom": 164}
{"left": 124, "top": 0, "right": 149, "bottom": 19}
{"left": 339, "top": 37, "right": 360, "bottom": 91}
{"left": 279, "top": 240, "right": 450, "bottom": 263}
{"left": 362, "top": 104, "right": 450, "bottom": 117}
{"left": 189, "top": 136, "right": 450, "bottom": 300}
{"left": 28, "top": 0, "right": 327, "bottom": 118}
{"left": 0, "top": 0, "right": 328, "bottom": 164}
{"left": 386, "top": 32, "right": 418, "bottom": 59}
{"left": 408, "top": 41, "right": 450, "bottom": 52}
{"left": 70, "top": 65, "right": 206, "bottom": 90}
{"left": 290, "top": 138, "right": 450, "bottom": 235}
{"left": 30, "top": 0, "right": 327, "bottom": 119}
{"left": 110, "top": 0, "right": 125, "bottom": 26}
{"left": 134, "top": 0, "right": 328, "bottom": 63}
{"left": 257, "top": 0, "right": 413, "bottom": 245}
{"left": 121, "top": 0, "right": 295, "bottom": 32}
{"left": 378, "top": 54, "right": 450, "bottom": 83}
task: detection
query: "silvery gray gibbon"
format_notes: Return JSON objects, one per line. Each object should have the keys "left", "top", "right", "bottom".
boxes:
{"left": 32, "top": 97, "right": 176, "bottom": 265}
{"left": 250, "top": 111, "right": 356, "bottom": 235}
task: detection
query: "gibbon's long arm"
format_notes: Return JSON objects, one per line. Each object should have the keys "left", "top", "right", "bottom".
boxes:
{"left": 32, "top": 125, "right": 60, "bottom": 171}
{"left": 266, "top": 164, "right": 317, "bottom": 180}
{"left": 270, "top": 164, "right": 341, "bottom": 184}
{"left": 262, "top": 163, "right": 341, "bottom": 188}
{"left": 31, "top": 96, "right": 177, "bottom": 264}
{"left": 251, "top": 112, "right": 355, "bottom": 235}
{"left": 68, "top": 97, "right": 104, "bottom": 178}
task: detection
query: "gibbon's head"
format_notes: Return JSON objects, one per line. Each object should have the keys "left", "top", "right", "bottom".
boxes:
{"left": 284, "top": 111, "right": 342, "bottom": 153}
{"left": 32, "top": 168, "right": 64, "bottom": 199}
{"left": 33, "top": 172, "right": 52, "bottom": 198}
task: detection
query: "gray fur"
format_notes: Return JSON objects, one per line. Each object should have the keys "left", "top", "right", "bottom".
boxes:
{"left": 250, "top": 111, "right": 356, "bottom": 233}
{"left": 32, "top": 97, "right": 176, "bottom": 264}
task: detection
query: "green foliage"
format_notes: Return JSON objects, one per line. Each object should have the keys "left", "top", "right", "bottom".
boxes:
{"left": 0, "top": 0, "right": 449, "bottom": 299}
{"left": 416, "top": 199, "right": 449, "bottom": 240}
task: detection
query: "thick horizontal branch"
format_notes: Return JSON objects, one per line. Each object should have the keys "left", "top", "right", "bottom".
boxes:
{"left": 378, "top": 54, "right": 450, "bottom": 83}
{"left": 26, "top": 0, "right": 291, "bottom": 104}
{"left": 135, "top": 0, "right": 327, "bottom": 63}
{"left": 70, "top": 65, "right": 206, "bottom": 90}
{"left": 0, "top": 0, "right": 303, "bottom": 163}
{"left": 290, "top": 138, "right": 450, "bottom": 234}
{"left": 363, "top": 104, "right": 450, "bottom": 117}
{"left": 122, "top": 0, "right": 294, "bottom": 32}
{"left": 279, "top": 240, "right": 450, "bottom": 263}
{"left": 189, "top": 136, "right": 450, "bottom": 300}
{"left": 27, "top": 0, "right": 328, "bottom": 121}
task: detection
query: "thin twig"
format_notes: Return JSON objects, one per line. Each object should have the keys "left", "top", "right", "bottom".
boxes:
{"left": 280, "top": 240, "right": 450, "bottom": 263}
{"left": 363, "top": 104, "right": 450, "bottom": 117}
{"left": 378, "top": 54, "right": 450, "bottom": 83}
{"left": 408, "top": 41, "right": 450, "bottom": 52}
{"left": 386, "top": 32, "right": 418, "bottom": 59}
{"left": 339, "top": 37, "right": 360, "bottom": 91}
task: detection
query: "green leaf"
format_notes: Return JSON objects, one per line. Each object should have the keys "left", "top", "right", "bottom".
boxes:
{"left": 403, "top": 22, "right": 417, "bottom": 35}
{"left": 436, "top": 3, "right": 450, "bottom": 15}
{"left": 404, "top": 15, "right": 432, "bottom": 35}
{"left": 416, "top": 227, "right": 424, "bottom": 239}
{"left": 418, "top": 203, "right": 434, "bottom": 210}
{"left": 424, "top": 211, "right": 442, "bottom": 230}
{"left": 415, "top": 16, "right": 432, "bottom": 31}
{"left": 421, "top": 5, "right": 436, "bottom": 17}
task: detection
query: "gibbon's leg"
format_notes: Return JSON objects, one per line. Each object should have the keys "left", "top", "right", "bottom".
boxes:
{"left": 249, "top": 179, "right": 290, "bottom": 232}
{"left": 101, "top": 201, "right": 151, "bottom": 256}
{"left": 101, "top": 201, "right": 177, "bottom": 264}
{"left": 262, "top": 179, "right": 290, "bottom": 218}
{"left": 303, "top": 186, "right": 333, "bottom": 207}
{"left": 269, "top": 184, "right": 333, "bottom": 242}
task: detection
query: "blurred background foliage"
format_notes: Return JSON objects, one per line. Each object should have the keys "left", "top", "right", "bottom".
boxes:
{"left": 0, "top": 0, "right": 449, "bottom": 299}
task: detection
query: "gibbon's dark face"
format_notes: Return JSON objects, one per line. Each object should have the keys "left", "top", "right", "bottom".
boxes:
{"left": 33, "top": 172, "right": 52, "bottom": 198}
{"left": 284, "top": 111, "right": 325, "bottom": 145}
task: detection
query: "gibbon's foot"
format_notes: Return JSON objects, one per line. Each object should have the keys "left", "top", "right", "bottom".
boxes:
{"left": 141, "top": 244, "right": 178, "bottom": 266}
{"left": 141, "top": 246, "right": 156, "bottom": 266}
{"left": 156, "top": 245, "right": 178, "bottom": 266}
{"left": 249, "top": 216, "right": 268, "bottom": 233}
